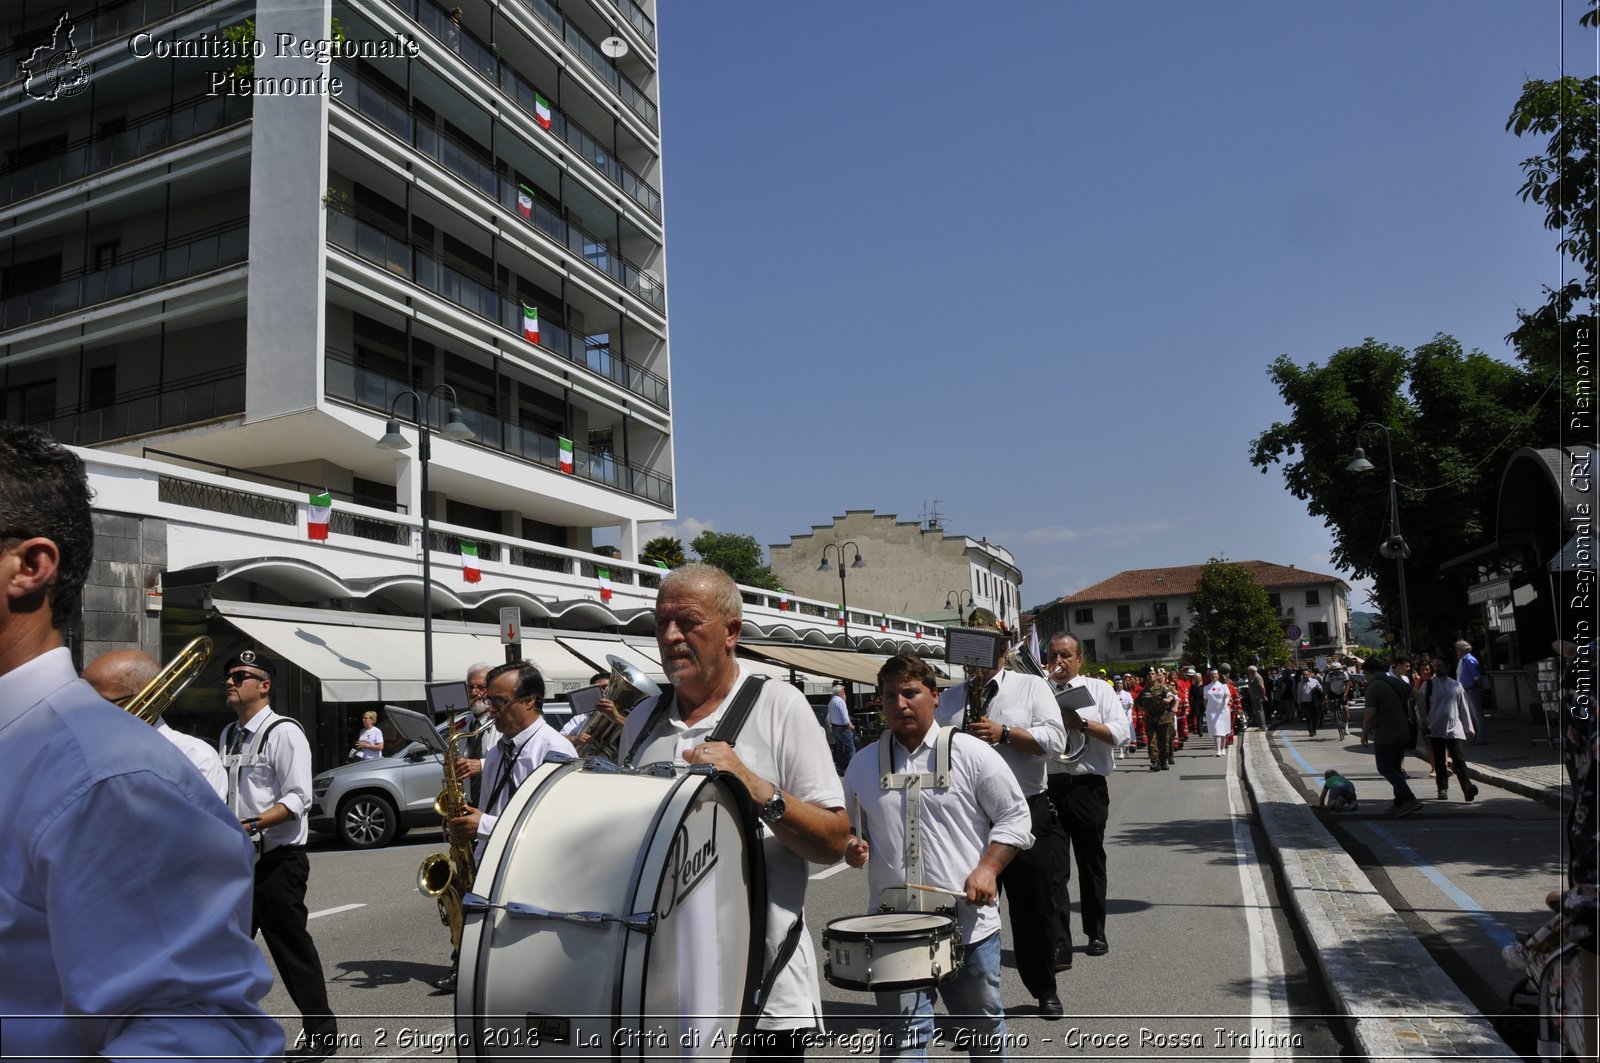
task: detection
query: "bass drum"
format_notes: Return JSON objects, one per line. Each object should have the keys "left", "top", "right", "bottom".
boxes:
{"left": 456, "top": 761, "right": 765, "bottom": 1060}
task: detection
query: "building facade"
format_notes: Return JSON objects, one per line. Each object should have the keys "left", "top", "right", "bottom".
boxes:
{"left": 769, "top": 510, "right": 1023, "bottom": 628}
{"left": 1031, "top": 561, "right": 1353, "bottom": 665}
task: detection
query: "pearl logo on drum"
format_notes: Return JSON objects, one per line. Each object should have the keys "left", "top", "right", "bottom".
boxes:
{"left": 658, "top": 808, "right": 719, "bottom": 919}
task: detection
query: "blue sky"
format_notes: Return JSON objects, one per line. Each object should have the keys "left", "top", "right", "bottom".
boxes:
{"left": 637, "top": 1, "right": 1583, "bottom": 612}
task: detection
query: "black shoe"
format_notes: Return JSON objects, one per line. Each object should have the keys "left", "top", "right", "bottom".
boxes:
{"left": 432, "top": 970, "right": 457, "bottom": 993}
{"left": 1438, "top": 789, "right": 1449, "bottom": 800}
{"left": 1037, "top": 994, "right": 1063, "bottom": 1020}
{"left": 1086, "top": 937, "right": 1109, "bottom": 956}
{"left": 1465, "top": 786, "right": 1479, "bottom": 802}
{"left": 287, "top": 1030, "right": 337, "bottom": 1062}
{"left": 1148, "top": 763, "right": 1161, "bottom": 772}
{"left": 1394, "top": 798, "right": 1424, "bottom": 818}
{"left": 1053, "top": 946, "right": 1073, "bottom": 971}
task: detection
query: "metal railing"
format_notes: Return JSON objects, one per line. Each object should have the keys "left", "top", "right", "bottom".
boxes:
{"left": 142, "top": 446, "right": 408, "bottom": 514}
{"left": 26, "top": 366, "right": 245, "bottom": 447}
{"left": 606, "top": 0, "right": 656, "bottom": 47}
{"left": 324, "top": 347, "right": 674, "bottom": 508}
{"left": 0, "top": 0, "right": 203, "bottom": 84}
{"left": 325, "top": 210, "right": 668, "bottom": 408}
{"left": 517, "top": 0, "right": 657, "bottom": 129}
{"left": 1, "top": 218, "right": 248, "bottom": 331}
{"left": 157, "top": 476, "right": 296, "bottom": 525}
{"left": 337, "top": 68, "right": 665, "bottom": 308}
{"left": 2, "top": 93, "right": 251, "bottom": 206}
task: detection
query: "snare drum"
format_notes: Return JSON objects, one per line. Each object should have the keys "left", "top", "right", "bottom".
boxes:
{"left": 822, "top": 912, "right": 961, "bottom": 992}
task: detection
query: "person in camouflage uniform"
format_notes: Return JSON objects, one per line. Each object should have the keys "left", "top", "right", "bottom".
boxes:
{"left": 1137, "top": 667, "right": 1180, "bottom": 771}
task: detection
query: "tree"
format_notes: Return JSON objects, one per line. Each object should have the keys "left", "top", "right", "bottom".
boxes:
{"left": 1179, "top": 560, "right": 1287, "bottom": 668}
{"left": 641, "top": 536, "right": 686, "bottom": 569}
{"left": 1249, "top": 337, "right": 1541, "bottom": 653}
{"left": 690, "top": 531, "right": 783, "bottom": 590}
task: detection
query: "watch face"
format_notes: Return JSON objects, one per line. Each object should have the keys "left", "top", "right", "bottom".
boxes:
{"left": 762, "top": 793, "right": 785, "bottom": 821}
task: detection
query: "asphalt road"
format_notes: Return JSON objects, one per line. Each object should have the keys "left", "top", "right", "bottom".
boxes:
{"left": 261, "top": 740, "right": 1351, "bottom": 1059}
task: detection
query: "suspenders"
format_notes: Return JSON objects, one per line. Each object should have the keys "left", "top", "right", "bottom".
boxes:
{"left": 875, "top": 728, "right": 955, "bottom": 901}
{"left": 221, "top": 717, "right": 297, "bottom": 816}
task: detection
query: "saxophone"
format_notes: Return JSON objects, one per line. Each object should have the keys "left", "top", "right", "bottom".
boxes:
{"left": 417, "top": 713, "right": 491, "bottom": 952}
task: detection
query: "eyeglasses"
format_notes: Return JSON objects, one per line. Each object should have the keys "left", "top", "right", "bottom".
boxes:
{"left": 224, "top": 670, "right": 265, "bottom": 686}
{"left": 484, "top": 694, "right": 521, "bottom": 709}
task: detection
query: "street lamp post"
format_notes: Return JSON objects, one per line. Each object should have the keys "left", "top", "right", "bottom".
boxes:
{"left": 1204, "top": 605, "right": 1219, "bottom": 669}
{"left": 818, "top": 541, "right": 865, "bottom": 643}
{"left": 944, "top": 589, "right": 974, "bottom": 623}
{"left": 375, "top": 385, "right": 474, "bottom": 692}
{"left": 1345, "top": 423, "right": 1412, "bottom": 655}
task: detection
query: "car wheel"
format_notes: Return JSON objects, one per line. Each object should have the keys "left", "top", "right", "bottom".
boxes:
{"left": 337, "top": 793, "right": 398, "bottom": 849}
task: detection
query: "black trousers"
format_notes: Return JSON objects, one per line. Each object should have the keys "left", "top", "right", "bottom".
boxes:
{"left": 1429, "top": 737, "right": 1475, "bottom": 794}
{"left": 997, "top": 793, "right": 1068, "bottom": 999}
{"left": 1300, "top": 700, "right": 1319, "bottom": 736}
{"left": 1046, "top": 772, "right": 1110, "bottom": 954}
{"left": 254, "top": 845, "right": 335, "bottom": 1037}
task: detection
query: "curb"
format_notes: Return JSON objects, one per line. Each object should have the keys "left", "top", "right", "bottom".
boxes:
{"left": 1402, "top": 750, "right": 1572, "bottom": 814}
{"left": 1241, "top": 731, "right": 1516, "bottom": 1061}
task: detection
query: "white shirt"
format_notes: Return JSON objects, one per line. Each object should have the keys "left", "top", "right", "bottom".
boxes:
{"left": 560, "top": 712, "right": 589, "bottom": 736}
{"left": 1046, "top": 675, "right": 1129, "bottom": 778}
{"left": 356, "top": 724, "right": 384, "bottom": 760}
{"left": 1204, "top": 681, "right": 1232, "bottom": 715}
{"left": 0, "top": 648, "right": 280, "bottom": 1059}
{"left": 475, "top": 715, "right": 577, "bottom": 860}
{"left": 621, "top": 661, "right": 845, "bottom": 1031}
{"left": 827, "top": 694, "right": 851, "bottom": 727}
{"left": 220, "top": 705, "right": 312, "bottom": 850}
{"left": 843, "top": 725, "right": 1032, "bottom": 944}
{"left": 157, "top": 718, "right": 227, "bottom": 798}
{"left": 1297, "top": 678, "right": 1323, "bottom": 702}
{"left": 935, "top": 669, "right": 1066, "bottom": 795}
{"left": 1425, "top": 675, "right": 1476, "bottom": 740}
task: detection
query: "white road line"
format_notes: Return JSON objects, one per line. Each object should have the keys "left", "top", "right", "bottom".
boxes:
{"left": 810, "top": 860, "right": 851, "bottom": 881}
{"left": 1227, "top": 749, "right": 1291, "bottom": 1058}
{"left": 308, "top": 902, "right": 366, "bottom": 919}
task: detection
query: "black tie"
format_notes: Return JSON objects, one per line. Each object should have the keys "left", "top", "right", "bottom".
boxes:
{"left": 485, "top": 737, "right": 518, "bottom": 813}
{"left": 229, "top": 724, "right": 247, "bottom": 756}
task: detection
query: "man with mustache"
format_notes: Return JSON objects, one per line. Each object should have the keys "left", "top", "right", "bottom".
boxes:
{"left": 621, "top": 564, "right": 847, "bottom": 1060}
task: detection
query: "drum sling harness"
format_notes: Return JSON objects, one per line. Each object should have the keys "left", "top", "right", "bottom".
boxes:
{"left": 222, "top": 716, "right": 302, "bottom": 853}
{"left": 872, "top": 727, "right": 954, "bottom": 909}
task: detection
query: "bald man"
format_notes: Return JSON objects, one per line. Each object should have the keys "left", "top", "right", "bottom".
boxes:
{"left": 85, "top": 649, "right": 227, "bottom": 798}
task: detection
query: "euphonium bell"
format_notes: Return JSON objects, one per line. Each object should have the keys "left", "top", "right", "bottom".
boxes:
{"left": 574, "top": 654, "right": 661, "bottom": 761}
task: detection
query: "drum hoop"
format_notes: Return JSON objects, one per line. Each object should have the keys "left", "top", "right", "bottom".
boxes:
{"left": 823, "top": 913, "right": 956, "bottom": 943}
{"left": 623, "top": 769, "right": 699, "bottom": 1036}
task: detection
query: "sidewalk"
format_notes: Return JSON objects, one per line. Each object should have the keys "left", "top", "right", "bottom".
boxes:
{"left": 1242, "top": 702, "right": 1571, "bottom": 1061}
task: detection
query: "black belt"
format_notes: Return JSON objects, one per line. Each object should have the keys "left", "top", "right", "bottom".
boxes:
{"left": 1057, "top": 772, "right": 1108, "bottom": 786}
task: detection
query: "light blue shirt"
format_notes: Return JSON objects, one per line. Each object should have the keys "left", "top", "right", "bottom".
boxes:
{"left": 1456, "top": 651, "right": 1482, "bottom": 690}
{"left": 0, "top": 647, "right": 281, "bottom": 1061}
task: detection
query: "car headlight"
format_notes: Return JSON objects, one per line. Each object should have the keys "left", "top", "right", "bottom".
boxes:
{"left": 313, "top": 779, "right": 331, "bottom": 799}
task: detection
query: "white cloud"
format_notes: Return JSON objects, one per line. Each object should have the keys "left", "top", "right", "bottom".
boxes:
{"left": 640, "top": 517, "right": 717, "bottom": 543}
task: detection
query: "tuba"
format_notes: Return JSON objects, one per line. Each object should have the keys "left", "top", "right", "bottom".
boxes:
{"left": 123, "top": 636, "right": 212, "bottom": 725}
{"left": 1006, "top": 637, "right": 1090, "bottom": 764}
{"left": 418, "top": 712, "right": 493, "bottom": 953}
{"left": 572, "top": 654, "right": 661, "bottom": 761}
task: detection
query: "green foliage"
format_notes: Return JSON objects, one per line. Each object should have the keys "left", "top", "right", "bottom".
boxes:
{"left": 690, "top": 531, "right": 783, "bottom": 590}
{"left": 1249, "top": 337, "right": 1541, "bottom": 653}
{"left": 641, "top": 536, "right": 686, "bottom": 569}
{"left": 591, "top": 544, "right": 621, "bottom": 559}
{"left": 219, "top": 17, "right": 348, "bottom": 84}
{"left": 1178, "top": 560, "right": 1288, "bottom": 668}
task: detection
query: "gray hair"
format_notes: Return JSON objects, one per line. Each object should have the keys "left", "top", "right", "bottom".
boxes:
{"left": 658, "top": 562, "right": 743, "bottom": 622}
{"left": 466, "top": 662, "right": 493, "bottom": 683}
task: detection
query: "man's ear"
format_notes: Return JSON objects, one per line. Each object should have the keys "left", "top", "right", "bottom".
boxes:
{"left": 3, "top": 537, "right": 60, "bottom": 601}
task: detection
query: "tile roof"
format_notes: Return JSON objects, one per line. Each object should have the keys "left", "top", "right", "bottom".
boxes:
{"left": 1059, "top": 561, "right": 1348, "bottom": 605}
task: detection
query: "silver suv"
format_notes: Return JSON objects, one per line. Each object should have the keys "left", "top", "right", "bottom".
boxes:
{"left": 309, "top": 710, "right": 572, "bottom": 848}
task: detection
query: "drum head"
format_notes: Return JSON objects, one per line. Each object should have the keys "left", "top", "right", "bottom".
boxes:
{"left": 826, "top": 912, "right": 952, "bottom": 939}
{"left": 458, "top": 763, "right": 762, "bottom": 1059}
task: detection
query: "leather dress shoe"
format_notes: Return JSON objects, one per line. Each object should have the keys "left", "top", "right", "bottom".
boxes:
{"left": 1053, "top": 945, "right": 1073, "bottom": 971}
{"left": 432, "top": 970, "right": 458, "bottom": 993}
{"left": 1037, "top": 994, "right": 1063, "bottom": 1020}
{"left": 1086, "top": 936, "right": 1109, "bottom": 956}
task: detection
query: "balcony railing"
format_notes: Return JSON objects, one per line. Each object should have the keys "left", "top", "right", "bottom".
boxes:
{"left": 0, "top": 0, "right": 203, "bottom": 85}
{"left": 414, "top": 0, "right": 661, "bottom": 220}
{"left": 1, "top": 218, "right": 248, "bottom": 332}
{"left": 22, "top": 366, "right": 245, "bottom": 447}
{"left": 516, "top": 0, "right": 657, "bottom": 129}
{"left": 2, "top": 93, "right": 251, "bottom": 207}
{"left": 337, "top": 68, "right": 665, "bottom": 309}
{"left": 325, "top": 348, "right": 674, "bottom": 508}
{"left": 603, "top": 0, "right": 655, "bottom": 48}
{"left": 326, "top": 209, "right": 668, "bottom": 409}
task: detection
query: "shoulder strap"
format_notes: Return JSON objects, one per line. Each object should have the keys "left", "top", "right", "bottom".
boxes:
{"left": 708, "top": 674, "right": 769, "bottom": 746}
{"left": 224, "top": 716, "right": 300, "bottom": 813}
{"left": 621, "top": 686, "right": 676, "bottom": 768}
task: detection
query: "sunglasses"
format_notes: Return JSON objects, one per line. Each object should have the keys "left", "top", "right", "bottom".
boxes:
{"left": 224, "top": 670, "right": 266, "bottom": 686}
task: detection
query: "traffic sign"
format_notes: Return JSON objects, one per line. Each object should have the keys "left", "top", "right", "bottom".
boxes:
{"left": 500, "top": 606, "right": 522, "bottom": 645}
{"left": 1285, "top": 624, "right": 1302, "bottom": 640}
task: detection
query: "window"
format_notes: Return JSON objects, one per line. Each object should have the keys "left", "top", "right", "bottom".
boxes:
{"left": 1157, "top": 633, "right": 1172, "bottom": 650}
{"left": 1119, "top": 637, "right": 1133, "bottom": 653}
{"left": 1084, "top": 639, "right": 1097, "bottom": 661}
{"left": 84, "top": 365, "right": 116, "bottom": 409}
{"left": 1074, "top": 607, "right": 1094, "bottom": 625}
{"left": 1310, "top": 621, "right": 1329, "bottom": 642}
{"left": 1268, "top": 592, "right": 1281, "bottom": 611}
{"left": 1153, "top": 601, "right": 1169, "bottom": 625}
{"left": 1116, "top": 604, "right": 1131, "bottom": 629}
{"left": 1305, "top": 589, "right": 1321, "bottom": 606}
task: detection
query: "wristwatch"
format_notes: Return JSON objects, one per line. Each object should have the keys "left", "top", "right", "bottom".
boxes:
{"left": 759, "top": 790, "right": 786, "bottom": 824}
{"left": 1079, "top": 718, "right": 1090, "bottom": 736}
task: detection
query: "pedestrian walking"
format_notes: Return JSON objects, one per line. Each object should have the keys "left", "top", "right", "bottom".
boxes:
{"left": 1359, "top": 658, "right": 1423, "bottom": 817}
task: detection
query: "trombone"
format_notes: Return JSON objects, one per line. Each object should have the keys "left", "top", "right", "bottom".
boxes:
{"left": 123, "top": 636, "right": 213, "bottom": 725}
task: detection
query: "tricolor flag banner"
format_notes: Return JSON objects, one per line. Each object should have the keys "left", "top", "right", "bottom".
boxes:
{"left": 558, "top": 436, "right": 574, "bottom": 474}
{"left": 778, "top": 591, "right": 789, "bottom": 611}
{"left": 879, "top": 614, "right": 888, "bottom": 632}
{"left": 597, "top": 566, "right": 613, "bottom": 603}
{"left": 460, "top": 541, "right": 481, "bottom": 583}
{"left": 915, "top": 626, "right": 923, "bottom": 640}
{"left": 652, "top": 559, "right": 670, "bottom": 570}
{"left": 838, "top": 605, "right": 846, "bottom": 627}
{"left": 534, "top": 93, "right": 553, "bottom": 129}
{"left": 1027, "top": 625, "right": 1043, "bottom": 671}
{"left": 517, "top": 184, "right": 533, "bottom": 220}
{"left": 306, "top": 491, "right": 332, "bottom": 541}
{"left": 522, "top": 305, "right": 540, "bottom": 343}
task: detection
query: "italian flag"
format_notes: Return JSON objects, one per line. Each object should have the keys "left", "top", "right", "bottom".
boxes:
{"left": 915, "top": 626, "right": 923, "bottom": 640}
{"left": 522, "top": 305, "right": 540, "bottom": 343}
{"left": 517, "top": 185, "right": 533, "bottom": 219}
{"left": 879, "top": 614, "right": 888, "bottom": 632}
{"left": 460, "top": 542, "right": 481, "bottom": 583}
{"left": 838, "top": 605, "right": 846, "bottom": 627}
{"left": 534, "top": 93, "right": 552, "bottom": 129}
{"left": 558, "top": 437, "right": 574, "bottom": 474}
{"left": 778, "top": 591, "right": 789, "bottom": 611}
{"left": 597, "top": 566, "right": 613, "bottom": 603}
{"left": 306, "top": 491, "right": 332, "bottom": 540}
{"left": 652, "top": 559, "right": 670, "bottom": 570}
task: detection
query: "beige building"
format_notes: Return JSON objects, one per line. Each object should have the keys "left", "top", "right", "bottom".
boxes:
{"left": 769, "top": 510, "right": 1022, "bottom": 627}
{"left": 1031, "top": 561, "right": 1353, "bottom": 665}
